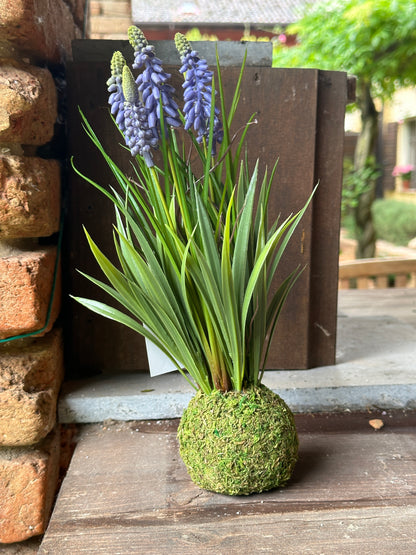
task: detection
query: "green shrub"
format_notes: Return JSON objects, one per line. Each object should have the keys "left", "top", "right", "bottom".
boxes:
{"left": 372, "top": 199, "right": 416, "bottom": 246}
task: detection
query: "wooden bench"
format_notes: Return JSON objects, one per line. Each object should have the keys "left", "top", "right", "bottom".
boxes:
{"left": 339, "top": 257, "right": 416, "bottom": 289}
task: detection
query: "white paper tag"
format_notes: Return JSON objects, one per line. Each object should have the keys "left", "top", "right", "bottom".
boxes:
{"left": 145, "top": 335, "right": 178, "bottom": 377}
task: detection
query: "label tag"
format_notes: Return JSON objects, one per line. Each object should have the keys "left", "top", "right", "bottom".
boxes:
{"left": 145, "top": 336, "right": 179, "bottom": 377}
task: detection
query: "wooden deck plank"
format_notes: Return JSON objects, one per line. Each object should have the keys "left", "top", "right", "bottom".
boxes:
{"left": 40, "top": 413, "right": 416, "bottom": 554}
{"left": 40, "top": 505, "right": 416, "bottom": 554}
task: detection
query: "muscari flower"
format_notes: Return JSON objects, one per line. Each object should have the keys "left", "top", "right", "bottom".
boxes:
{"left": 121, "top": 65, "right": 158, "bottom": 167}
{"left": 107, "top": 51, "right": 127, "bottom": 132}
{"left": 175, "top": 33, "right": 223, "bottom": 153}
{"left": 128, "top": 26, "right": 181, "bottom": 140}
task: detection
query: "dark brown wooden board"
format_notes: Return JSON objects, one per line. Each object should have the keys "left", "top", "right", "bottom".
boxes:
{"left": 64, "top": 42, "right": 348, "bottom": 376}
{"left": 40, "top": 413, "right": 416, "bottom": 554}
{"left": 308, "top": 70, "right": 347, "bottom": 368}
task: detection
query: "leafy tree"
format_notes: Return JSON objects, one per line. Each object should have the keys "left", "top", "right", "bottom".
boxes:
{"left": 274, "top": 0, "right": 416, "bottom": 258}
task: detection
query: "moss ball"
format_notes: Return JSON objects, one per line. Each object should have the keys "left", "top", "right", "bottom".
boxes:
{"left": 177, "top": 385, "right": 298, "bottom": 495}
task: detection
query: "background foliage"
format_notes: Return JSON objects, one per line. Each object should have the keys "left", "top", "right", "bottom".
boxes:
{"left": 372, "top": 199, "right": 416, "bottom": 246}
{"left": 274, "top": 0, "right": 416, "bottom": 258}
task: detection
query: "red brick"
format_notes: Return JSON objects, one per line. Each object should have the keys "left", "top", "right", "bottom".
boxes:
{"left": 0, "top": 59, "right": 57, "bottom": 145}
{"left": 0, "top": 0, "right": 82, "bottom": 63}
{"left": 0, "top": 247, "right": 61, "bottom": 340}
{"left": 0, "top": 427, "right": 60, "bottom": 543}
{"left": 0, "top": 155, "right": 60, "bottom": 239}
{"left": 0, "top": 329, "right": 64, "bottom": 446}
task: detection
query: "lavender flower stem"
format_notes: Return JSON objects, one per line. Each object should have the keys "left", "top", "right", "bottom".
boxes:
{"left": 174, "top": 33, "right": 223, "bottom": 154}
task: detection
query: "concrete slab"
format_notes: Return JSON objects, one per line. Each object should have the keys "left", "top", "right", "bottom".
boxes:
{"left": 59, "top": 289, "right": 416, "bottom": 422}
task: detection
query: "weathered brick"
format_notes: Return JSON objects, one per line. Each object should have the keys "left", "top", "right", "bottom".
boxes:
{"left": 0, "top": 59, "right": 57, "bottom": 145}
{"left": 0, "top": 154, "right": 60, "bottom": 239}
{"left": 0, "top": 0, "right": 82, "bottom": 63}
{"left": 0, "top": 247, "right": 61, "bottom": 340}
{"left": 0, "top": 329, "right": 64, "bottom": 446}
{"left": 0, "top": 427, "right": 60, "bottom": 543}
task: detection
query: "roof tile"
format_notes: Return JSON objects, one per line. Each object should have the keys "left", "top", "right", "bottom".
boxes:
{"left": 132, "top": 0, "right": 316, "bottom": 26}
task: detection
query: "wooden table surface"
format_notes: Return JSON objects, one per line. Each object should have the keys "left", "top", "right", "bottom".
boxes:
{"left": 40, "top": 410, "right": 416, "bottom": 554}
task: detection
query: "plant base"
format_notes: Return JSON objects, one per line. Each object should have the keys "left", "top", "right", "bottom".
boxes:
{"left": 177, "top": 385, "right": 298, "bottom": 495}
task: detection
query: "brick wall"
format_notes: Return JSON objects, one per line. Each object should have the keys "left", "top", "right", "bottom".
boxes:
{"left": 0, "top": 0, "right": 85, "bottom": 544}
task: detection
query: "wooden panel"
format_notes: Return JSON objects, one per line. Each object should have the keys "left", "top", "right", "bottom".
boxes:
{"left": 396, "top": 274, "right": 409, "bottom": 287}
{"left": 357, "top": 277, "right": 370, "bottom": 289}
{"left": 248, "top": 67, "right": 318, "bottom": 369}
{"left": 376, "top": 275, "right": 389, "bottom": 288}
{"left": 65, "top": 42, "right": 347, "bottom": 376}
{"left": 307, "top": 70, "right": 348, "bottom": 368}
{"left": 40, "top": 506, "right": 416, "bottom": 554}
{"left": 39, "top": 412, "right": 416, "bottom": 554}
{"left": 339, "top": 257, "right": 416, "bottom": 289}
{"left": 339, "top": 278, "right": 350, "bottom": 289}
{"left": 339, "top": 257, "right": 416, "bottom": 279}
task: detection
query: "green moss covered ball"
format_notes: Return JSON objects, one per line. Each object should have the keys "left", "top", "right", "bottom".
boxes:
{"left": 177, "top": 385, "right": 298, "bottom": 495}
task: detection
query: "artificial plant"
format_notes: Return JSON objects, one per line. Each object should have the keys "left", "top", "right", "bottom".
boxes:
{"left": 73, "top": 28, "right": 313, "bottom": 494}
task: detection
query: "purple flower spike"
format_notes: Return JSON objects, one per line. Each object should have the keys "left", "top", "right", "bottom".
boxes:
{"left": 107, "top": 51, "right": 127, "bottom": 132}
{"left": 121, "top": 66, "right": 157, "bottom": 167}
{"left": 175, "top": 33, "right": 223, "bottom": 153}
{"left": 128, "top": 26, "right": 181, "bottom": 139}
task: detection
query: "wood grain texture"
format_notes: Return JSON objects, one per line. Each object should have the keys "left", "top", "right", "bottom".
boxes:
{"left": 40, "top": 506, "right": 416, "bottom": 554}
{"left": 339, "top": 257, "right": 416, "bottom": 278}
{"left": 307, "top": 70, "right": 347, "bottom": 367}
{"left": 40, "top": 413, "right": 416, "bottom": 554}
{"left": 339, "top": 257, "right": 416, "bottom": 289}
